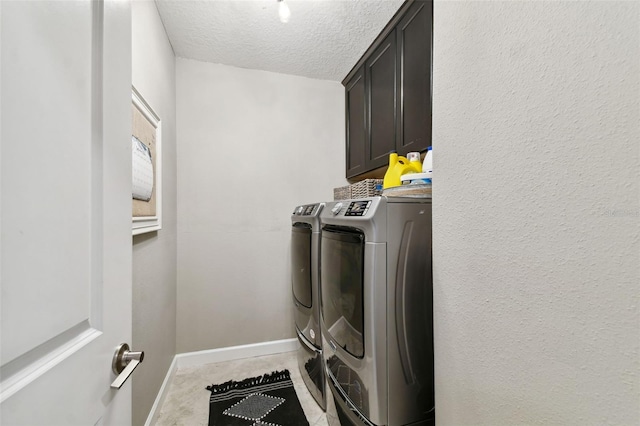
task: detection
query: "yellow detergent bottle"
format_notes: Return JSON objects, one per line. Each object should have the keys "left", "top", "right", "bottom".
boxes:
{"left": 383, "top": 151, "right": 413, "bottom": 189}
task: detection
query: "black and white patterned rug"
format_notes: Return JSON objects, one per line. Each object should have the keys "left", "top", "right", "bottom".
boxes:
{"left": 206, "top": 370, "right": 309, "bottom": 426}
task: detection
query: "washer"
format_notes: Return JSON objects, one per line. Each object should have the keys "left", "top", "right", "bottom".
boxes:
{"left": 291, "top": 202, "right": 326, "bottom": 409}
{"left": 320, "top": 196, "right": 434, "bottom": 426}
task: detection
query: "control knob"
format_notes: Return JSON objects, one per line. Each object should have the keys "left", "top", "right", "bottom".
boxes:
{"left": 331, "top": 202, "right": 343, "bottom": 215}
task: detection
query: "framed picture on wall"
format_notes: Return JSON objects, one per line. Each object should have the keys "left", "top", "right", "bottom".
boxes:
{"left": 132, "top": 86, "right": 162, "bottom": 235}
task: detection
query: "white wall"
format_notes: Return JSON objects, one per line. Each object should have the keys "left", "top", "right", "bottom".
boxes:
{"left": 176, "top": 58, "right": 346, "bottom": 352}
{"left": 432, "top": 1, "right": 639, "bottom": 424}
{"left": 131, "top": 2, "right": 177, "bottom": 425}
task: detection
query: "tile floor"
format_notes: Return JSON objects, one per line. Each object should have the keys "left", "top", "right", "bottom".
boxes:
{"left": 154, "top": 351, "right": 328, "bottom": 426}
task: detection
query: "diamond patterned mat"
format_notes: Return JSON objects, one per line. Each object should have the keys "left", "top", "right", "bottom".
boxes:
{"left": 206, "top": 370, "right": 309, "bottom": 426}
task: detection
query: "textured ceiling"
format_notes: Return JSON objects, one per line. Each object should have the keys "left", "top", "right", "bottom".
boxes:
{"left": 155, "top": 0, "right": 405, "bottom": 81}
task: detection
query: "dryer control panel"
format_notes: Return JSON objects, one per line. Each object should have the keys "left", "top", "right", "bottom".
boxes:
{"left": 293, "top": 204, "right": 320, "bottom": 216}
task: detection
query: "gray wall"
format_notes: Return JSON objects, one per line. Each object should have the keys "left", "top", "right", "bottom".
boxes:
{"left": 131, "top": 2, "right": 177, "bottom": 425}
{"left": 176, "top": 58, "right": 346, "bottom": 353}
{"left": 432, "top": 1, "right": 639, "bottom": 424}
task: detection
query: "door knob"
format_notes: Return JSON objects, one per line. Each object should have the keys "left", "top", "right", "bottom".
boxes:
{"left": 111, "top": 343, "right": 144, "bottom": 389}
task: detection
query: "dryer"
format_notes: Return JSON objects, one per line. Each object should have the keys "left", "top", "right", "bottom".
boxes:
{"left": 291, "top": 202, "right": 326, "bottom": 409}
{"left": 320, "top": 197, "right": 434, "bottom": 426}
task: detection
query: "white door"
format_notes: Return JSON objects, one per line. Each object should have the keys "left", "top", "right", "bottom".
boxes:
{"left": 1, "top": 0, "right": 134, "bottom": 424}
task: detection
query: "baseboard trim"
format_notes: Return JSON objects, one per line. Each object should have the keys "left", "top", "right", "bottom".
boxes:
{"left": 175, "top": 338, "right": 298, "bottom": 369}
{"left": 143, "top": 355, "right": 178, "bottom": 426}
{"left": 144, "top": 338, "right": 298, "bottom": 425}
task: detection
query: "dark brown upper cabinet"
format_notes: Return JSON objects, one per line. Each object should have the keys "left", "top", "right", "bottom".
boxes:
{"left": 343, "top": 0, "right": 432, "bottom": 179}
{"left": 397, "top": 0, "right": 432, "bottom": 155}
{"left": 345, "top": 67, "right": 366, "bottom": 177}
{"left": 367, "top": 31, "right": 397, "bottom": 171}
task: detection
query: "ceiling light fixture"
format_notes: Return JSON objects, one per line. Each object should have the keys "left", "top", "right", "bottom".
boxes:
{"left": 278, "top": 0, "right": 291, "bottom": 23}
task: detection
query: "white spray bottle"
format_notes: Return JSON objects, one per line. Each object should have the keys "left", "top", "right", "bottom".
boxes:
{"left": 422, "top": 146, "right": 433, "bottom": 178}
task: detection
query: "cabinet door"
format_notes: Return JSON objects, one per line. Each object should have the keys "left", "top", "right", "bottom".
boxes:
{"left": 366, "top": 30, "right": 397, "bottom": 170}
{"left": 397, "top": 0, "right": 432, "bottom": 154}
{"left": 345, "top": 67, "right": 366, "bottom": 178}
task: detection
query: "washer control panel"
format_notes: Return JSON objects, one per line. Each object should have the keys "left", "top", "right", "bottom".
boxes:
{"left": 345, "top": 200, "right": 371, "bottom": 216}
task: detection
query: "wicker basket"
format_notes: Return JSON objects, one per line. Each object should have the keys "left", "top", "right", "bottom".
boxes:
{"left": 350, "top": 179, "right": 383, "bottom": 199}
{"left": 333, "top": 185, "right": 351, "bottom": 200}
